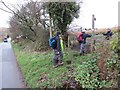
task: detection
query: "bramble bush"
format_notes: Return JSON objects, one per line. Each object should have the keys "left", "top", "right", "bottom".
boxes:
{"left": 74, "top": 53, "right": 111, "bottom": 89}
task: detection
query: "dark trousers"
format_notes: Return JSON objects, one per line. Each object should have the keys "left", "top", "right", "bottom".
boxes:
{"left": 53, "top": 49, "right": 63, "bottom": 66}
{"left": 80, "top": 43, "right": 85, "bottom": 54}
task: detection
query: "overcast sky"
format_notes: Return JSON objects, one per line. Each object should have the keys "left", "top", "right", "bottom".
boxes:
{"left": 71, "top": 0, "right": 119, "bottom": 28}
{"left": 0, "top": 0, "right": 119, "bottom": 28}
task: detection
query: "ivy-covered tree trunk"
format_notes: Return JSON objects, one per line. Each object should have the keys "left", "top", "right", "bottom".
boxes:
{"left": 45, "top": 2, "right": 80, "bottom": 47}
{"left": 60, "top": 24, "right": 68, "bottom": 47}
{"left": 63, "top": 32, "right": 68, "bottom": 47}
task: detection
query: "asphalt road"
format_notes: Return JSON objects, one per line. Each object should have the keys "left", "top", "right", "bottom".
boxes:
{"left": 0, "top": 42, "right": 25, "bottom": 89}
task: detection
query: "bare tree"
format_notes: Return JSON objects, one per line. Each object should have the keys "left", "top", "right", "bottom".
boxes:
{"left": 0, "top": 0, "right": 50, "bottom": 51}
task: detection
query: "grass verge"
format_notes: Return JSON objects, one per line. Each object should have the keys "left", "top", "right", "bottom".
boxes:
{"left": 12, "top": 33, "right": 118, "bottom": 89}
{"left": 13, "top": 43, "right": 93, "bottom": 88}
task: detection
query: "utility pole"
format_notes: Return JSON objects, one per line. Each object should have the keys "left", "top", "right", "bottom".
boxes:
{"left": 92, "top": 14, "right": 96, "bottom": 36}
{"left": 91, "top": 14, "right": 96, "bottom": 52}
{"left": 92, "top": 14, "right": 96, "bottom": 29}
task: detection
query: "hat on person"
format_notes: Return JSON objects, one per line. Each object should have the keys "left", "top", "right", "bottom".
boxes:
{"left": 82, "top": 30, "right": 86, "bottom": 33}
{"left": 56, "top": 32, "right": 61, "bottom": 36}
{"left": 107, "top": 28, "right": 111, "bottom": 31}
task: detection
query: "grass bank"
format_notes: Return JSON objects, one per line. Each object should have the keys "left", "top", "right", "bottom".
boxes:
{"left": 12, "top": 33, "right": 118, "bottom": 89}
{"left": 13, "top": 44, "right": 93, "bottom": 88}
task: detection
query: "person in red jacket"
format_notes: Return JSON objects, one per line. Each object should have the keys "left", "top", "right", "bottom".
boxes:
{"left": 77, "top": 31, "right": 92, "bottom": 55}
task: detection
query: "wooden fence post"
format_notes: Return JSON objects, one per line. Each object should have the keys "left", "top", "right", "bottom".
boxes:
{"left": 68, "top": 35, "right": 70, "bottom": 47}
